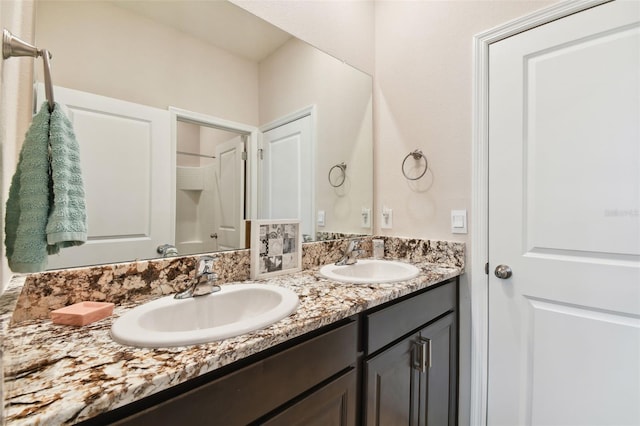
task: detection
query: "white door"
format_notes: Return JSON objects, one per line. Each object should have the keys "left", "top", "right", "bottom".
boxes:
{"left": 214, "top": 136, "right": 246, "bottom": 251}
{"left": 487, "top": 2, "right": 640, "bottom": 425}
{"left": 38, "top": 85, "right": 172, "bottom": 268}
{"left": 261, "top": 115, "right": 314, "bottom": 238}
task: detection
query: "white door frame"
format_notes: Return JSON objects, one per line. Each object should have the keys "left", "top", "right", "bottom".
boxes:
{"left": 469, "top": 1, "right": 610, "bottom": 424}
{"left": 168, "top": 107, "right": 259, "bottom": 244}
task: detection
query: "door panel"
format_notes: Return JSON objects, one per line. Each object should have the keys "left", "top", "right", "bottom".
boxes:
{"left": 215, "top": 136, "right": 245, "bottom": 251}
{"left": 524, "top": 21, "right": 639, "bottom": 258}
{"left": 38, "top": 85, "right": 171, "bottom": 269}
{"left": 527, "top": 298, "right": 640, "bottom": 426}
{"left": 261, "top": 115, "right": 313, "bottom": 238}
{"left": 422, "top": 313, "right": 456, "bottom": 426}
{"left": 487, "top": 2, "right": 640, "bottom": 425}
{"left": 365, "top": 332, "right": 421, "bottom": 426}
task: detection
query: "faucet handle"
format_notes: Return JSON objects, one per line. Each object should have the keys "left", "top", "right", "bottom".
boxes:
{"left": 157, "top": 244, "right": 178, "bottom": 257}
{"left": 197, "top": 255, "right": 217, "bottom": 275}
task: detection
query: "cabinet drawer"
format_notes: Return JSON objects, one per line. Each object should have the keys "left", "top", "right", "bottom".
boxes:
{"left": 366, "top": 280, "right": 455, "bottom": 354}
{"left": 114, "top": 320, "right": 358, "bottom": 426}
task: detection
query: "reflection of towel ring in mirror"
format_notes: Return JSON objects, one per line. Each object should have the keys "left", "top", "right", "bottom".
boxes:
{"left": 328, "top": 162, "right": 347, "bottom": 187}
{"left": 401, "top": 150, "right": 428, "bottom": 180}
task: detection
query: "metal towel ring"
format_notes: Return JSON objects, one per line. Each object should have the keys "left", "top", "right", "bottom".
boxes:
{"left": 328, "top": 162, "right": 347, "bottom": 187}
{"left": 401, "top": 150, "right": 428, "bottom": 180}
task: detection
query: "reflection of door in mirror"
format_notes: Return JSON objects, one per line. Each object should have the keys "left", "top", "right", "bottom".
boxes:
{"left": 216, "top": 136, "right": 246, "bottom": 251}
{"left": 175, "top": 122, "right": 246, "bottom": 256}
{"left": 260, "top": 112, "right": 314, "bottom": 240}
{"left": 37, "top": 84, "right": 172, "bottom": 270}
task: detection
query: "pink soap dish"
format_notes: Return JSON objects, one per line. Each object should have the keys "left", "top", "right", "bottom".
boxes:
{"left": 51, "top": 301, "right": 115, "bottom": 326}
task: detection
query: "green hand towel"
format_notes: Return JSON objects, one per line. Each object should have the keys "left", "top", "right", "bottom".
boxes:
{"left": 46, "top": 102, "right": 88, "bottom": 252}
{"left": 5, "top": 103, "right": 53, "bottom": 273}
{"left": 5, "top": 102, "right": 88, "bottom": 273}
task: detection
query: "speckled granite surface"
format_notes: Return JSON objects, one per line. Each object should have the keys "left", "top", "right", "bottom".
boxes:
{"left": 0, "top": 238, "right": 464, "bottom": 425}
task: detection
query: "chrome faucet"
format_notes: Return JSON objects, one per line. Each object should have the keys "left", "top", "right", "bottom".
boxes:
{"left": 175, "top": 255, "right": 221, "bottom": 299}
{"left": 335, "top": 239, "right": 364, "bottom": 266}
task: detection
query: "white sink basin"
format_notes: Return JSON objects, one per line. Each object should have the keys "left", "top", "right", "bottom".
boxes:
{"left": 111, "top": 284, "right": 299, "bottom": 348}
{"left": 319, "top": 259, "right": 420, "bottom": 284}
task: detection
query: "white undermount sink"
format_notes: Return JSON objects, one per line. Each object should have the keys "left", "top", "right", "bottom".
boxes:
{"left": 319, "top": 259, "right": 420, "bottom": 284}
{"left": 111, "top": 284, "right": 299, "bottom": 348}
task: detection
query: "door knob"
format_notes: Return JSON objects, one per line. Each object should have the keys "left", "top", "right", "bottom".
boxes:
{"left": 494, "top": 264, "right": 512, "bottom": 279}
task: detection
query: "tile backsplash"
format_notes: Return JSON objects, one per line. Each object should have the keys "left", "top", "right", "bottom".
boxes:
{"left": 7, "top": 236, "right": 464, "bottom": 325}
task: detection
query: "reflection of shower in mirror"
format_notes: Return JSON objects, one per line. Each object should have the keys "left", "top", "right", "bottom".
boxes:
{"left": 175, "top": 120, "right": 246, "bottom": 256}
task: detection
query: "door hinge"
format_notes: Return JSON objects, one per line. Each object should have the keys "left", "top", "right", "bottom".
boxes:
{"left": 241, "top": 151, "right": 247, "bottom": 161}
{"left": 258, "top": 148, "right": 264, "bottom": 160}
{"left": 485, "top": 262, "right": 489, "bottom": 275}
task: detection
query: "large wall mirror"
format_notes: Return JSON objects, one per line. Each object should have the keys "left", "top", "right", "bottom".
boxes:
{"left": 34, "top": 0, "right": 373, "bottom": 270}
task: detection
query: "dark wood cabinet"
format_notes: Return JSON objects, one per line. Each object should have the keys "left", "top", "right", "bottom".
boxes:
{"left": 364, "top": 281, "right": 457, "bottom": 426}
{"left": 261, "top": 368, "right": 357, "bottom": 426}
{"left": 108, "top": 320, "right": 358, "bottom": 426}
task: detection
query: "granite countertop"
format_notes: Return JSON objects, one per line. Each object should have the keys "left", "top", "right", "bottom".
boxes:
{"left": 1, "top": 260, "right": 461, "bottom": 425}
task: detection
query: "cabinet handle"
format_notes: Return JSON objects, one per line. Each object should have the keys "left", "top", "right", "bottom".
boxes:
{"left": 421, "top": 337, "right": 432, "bottom": 371}
{"left": 414, "top": 337, "right": 432, "bottom": 373}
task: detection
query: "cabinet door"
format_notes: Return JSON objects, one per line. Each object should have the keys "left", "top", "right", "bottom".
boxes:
{"left": 421, "top": 313, "right": 457, "bottom": 426}
{"left": 365, "top": 331, "right": 423, "bottom": 425}
{"left": 262, "top": 368, "right": 357, "bottom": 426}
{"left": 365, "top": 313, "right": 457, "bottom": 426}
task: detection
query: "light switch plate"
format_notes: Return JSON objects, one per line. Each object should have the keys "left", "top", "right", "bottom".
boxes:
{"left": 381, "top": 206, "right": 393, "bottom": 229}
{"left": 361, "top": 207, "right": 371, "bottom": 228}
{"left": 317, "top": 210, "right": 325, "bottom": 227}
{"left": 451, "top": 209, "right": 467, "bottom": 234}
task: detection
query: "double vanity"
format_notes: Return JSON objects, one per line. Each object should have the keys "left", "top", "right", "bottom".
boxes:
{"left": 0, "top": 237, "right": 464, "bottom": 425}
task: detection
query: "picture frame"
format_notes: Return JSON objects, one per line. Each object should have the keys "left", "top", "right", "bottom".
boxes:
{"left": 250, "top": 219, "right": 302, "bottom": 279}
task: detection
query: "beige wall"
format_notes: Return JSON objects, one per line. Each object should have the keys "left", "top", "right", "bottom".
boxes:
{"left": 259, "top": 38, "right": 373, "bottom": 235}
{"left": 238, "top": 0, "right": 554, "bottom": 242}
{"left": 231, "top": 0, "right": 375, "bottom": 75}
{"left": 35, "top": 1, "right": 259, "bottom": 125}
{"left": 373, "top": 2, "right": 556, "bottom": 423}
{"left": 0, "top": 0, "right": 36, "bottom": 292}
{"left": 374, "top": 0, "right": 555, "bottom": 244}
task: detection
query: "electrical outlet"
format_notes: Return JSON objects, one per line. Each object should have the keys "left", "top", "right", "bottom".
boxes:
{"left": 381, "top": 206, "right": 393, "bottom": 229}
{"left": 317, "top": 210, "right": 325, "bottom": 227}
{"left": 361, "top": 207, "right": 371, "bottom": 228}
